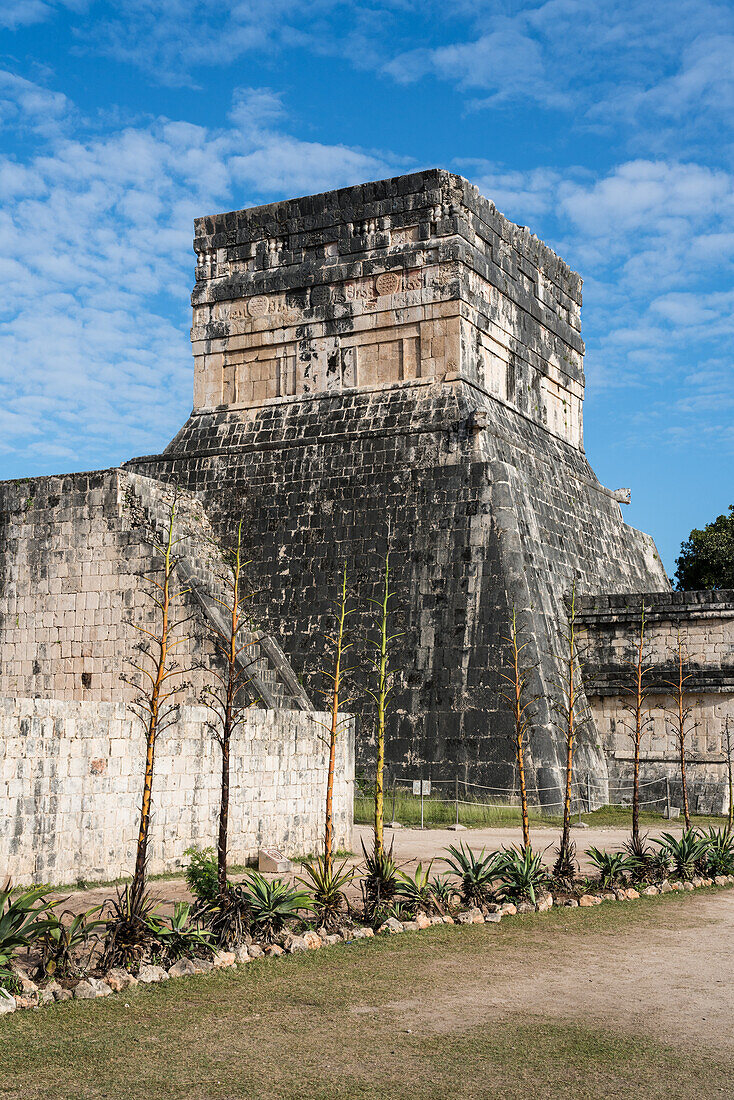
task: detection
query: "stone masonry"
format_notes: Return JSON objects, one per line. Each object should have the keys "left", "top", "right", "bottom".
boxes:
{"left": 0, "top": 467, "right": 353, "bottom": 882}
{"left": 576, "top": 591, "right": 734, "bottom": 814}
{"left": 2, "top": 167, "right": 730, "bottom": 865}
{"left": 124, "top": 169, "right": 670, "bottom": 807}
{"left": 1, "top": 698, "right": 352, "bottom": 885}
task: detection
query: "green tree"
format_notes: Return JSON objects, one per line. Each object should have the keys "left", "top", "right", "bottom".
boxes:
{"left": 674, "top": 505, "right": 734, "bottom": 590}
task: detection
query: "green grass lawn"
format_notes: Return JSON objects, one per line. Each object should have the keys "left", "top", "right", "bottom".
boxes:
{"left": 2, "top": 891, "right": 732, "bottom": 1100}
{"left": 354, "top": 791, "right": 730, "bottom": 831}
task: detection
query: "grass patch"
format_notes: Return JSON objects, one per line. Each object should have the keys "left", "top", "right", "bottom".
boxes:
{"left": 354, "top": 792, "right": 562, "bottom": 828}
{"left": 355, "top": 792, "right": 730, "bottom": 831}
{"left": 1, "top": 889, "right": 730, "bottom": 1100}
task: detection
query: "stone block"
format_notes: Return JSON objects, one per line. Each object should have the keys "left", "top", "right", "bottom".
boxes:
{"left": 74, "top": 977, "right": 112, "bottom": 1000}
{"left": 137, "top": 964, "right": 169, "bottom": 984}
{"left": 104, "top": 968, "right": 138, "bottom": 992}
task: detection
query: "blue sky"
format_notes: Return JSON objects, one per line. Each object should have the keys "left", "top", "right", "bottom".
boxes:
{"left": 1, "top": 0, "right": 732, "bottom": 576}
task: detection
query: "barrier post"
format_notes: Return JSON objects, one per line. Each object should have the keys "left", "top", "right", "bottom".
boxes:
{"left": 587, "top": 775, "right": 592, "bottom": 812}
{"left": 420, "top": 769, "right": 425, "bottom": 830}
{"left": 665, "top": 775, "right": 671, "bottom": 818}
{"left": 455, "top": 775, "right": 459, "bottom": 827}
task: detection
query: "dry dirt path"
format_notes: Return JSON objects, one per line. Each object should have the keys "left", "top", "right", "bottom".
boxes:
{"left": 56, "top": 821, "right": 686, "bottom": 915}
{"left": 369, "top": 889, "right": 734, "bottom": 1055}
{"left": 353, "top": 822, "right": 685, "bottom": 874}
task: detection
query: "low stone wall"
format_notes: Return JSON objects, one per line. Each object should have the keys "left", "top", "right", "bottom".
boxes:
{"left": 576, "top": 591, "right": 734, "bottom": 815}
{"left": 0, "top": 698, "right": 354, "bottom": 885}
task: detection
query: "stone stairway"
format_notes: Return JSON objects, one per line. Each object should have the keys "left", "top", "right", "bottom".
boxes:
{"left": 121, "top": 470, "right": 311, "bottom": 712}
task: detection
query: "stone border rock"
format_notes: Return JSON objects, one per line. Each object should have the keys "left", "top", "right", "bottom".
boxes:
{"left": 3, "top": 876, "right": 733, "bottom": 1015}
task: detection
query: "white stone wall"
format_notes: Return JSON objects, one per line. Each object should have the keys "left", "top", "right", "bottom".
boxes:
{"left": 1, "top": 698, "right": 354, "bottom": 885}
{"left": 577, "top": 593, "right": 734, "bottom": 814}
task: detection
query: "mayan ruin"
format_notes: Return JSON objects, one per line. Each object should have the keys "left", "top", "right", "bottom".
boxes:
{"left": 1, "top": 170, "right": 732, "bottom": 889}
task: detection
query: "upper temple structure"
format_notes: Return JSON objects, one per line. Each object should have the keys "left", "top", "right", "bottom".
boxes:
{"left": 1, "top": 170, "right": 732, "bottom": 881}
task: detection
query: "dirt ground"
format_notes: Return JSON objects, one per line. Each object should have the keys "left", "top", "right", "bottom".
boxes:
{"left": 371, "top": 889, "right": 734, "bottom": 1055}
{"left": 55, "top": 820, "right": 685, "bottom": 917}
{"left": 356, "top": 821, "right": 683, "bottom": 873}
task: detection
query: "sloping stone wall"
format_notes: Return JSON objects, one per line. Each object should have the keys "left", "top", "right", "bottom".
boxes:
{"left": 1, "top": 698, "right": 354, "bottom": 885}
{"left": 0, "top": 468, "right": 305, "bottom": 709}
{"left": 128, "top": 378, "right": 667, "bottom": 803}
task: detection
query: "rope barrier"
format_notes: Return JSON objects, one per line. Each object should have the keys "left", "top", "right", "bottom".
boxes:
{"left": 382, "top": 774, "right": 667, "bottom": 794}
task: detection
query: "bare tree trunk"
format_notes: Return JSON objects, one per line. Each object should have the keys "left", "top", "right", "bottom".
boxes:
{"left": 560, "top": 589, "right": 578, "bottom": 860}
{"left": 325, "top": 564, "right": 348, "bottom": 875}
{"left": 507, "top": 610, "right": 530, "bottom": 850}
{"left": 373, "top": 548, "right": 390, "bottom": 858}
{"left": 677, "top": 643, "right": 691, "bottom": 829}
{"left": 218, "top": 709, "right": 232, "bottom": 893}
{"left": 725, "top": 719, "right": 733, "bottom": 831}
{"left": 631, "top": 605, "right": 647, "bottom": 844}
{"left": 132, "top": 501, "right": 176, "bottom": 900}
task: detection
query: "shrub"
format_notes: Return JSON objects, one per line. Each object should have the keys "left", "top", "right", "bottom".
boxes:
{"left": 0, "top": 885, "right": 56, "bottom": 985}
{"left": 39, "top": 906, "right": 105, "bottom": 980}
{"left": 101, "top": 883, "right": 160, "bottom": 972}
{"left": 552, "top": 840, "right": 578, "bottom": 882}
{"left": 495, "top": 846, "right": 548, "bottom": 904}
{"left": 197, "top": 884, "right": 253, "bottom": 949}
{"left": 146, "top": 902, "right": 214, "bottom": 963}
{"left": 395, "top": 862, "right": 435, "bottom": 915}
{"left": 587, "top": 847, "right": 634, "bottom": 888}
{"left": 653, "top": 829, "right": 710, "bottom": 881}
{"left": 242, "top": 873, "right": 311, "bottom": 942}
{"left": 443, "top": 842, "right": 501, "bottom": 908}
{"left": 184, "top": 847, "right": 220, "bottom": 904}
{"left": 360, "top": 839, "right": 398, "bottom": 923}
{"left": 298, "top": 856, "right": 355, "bottom": 932}
{"left": 703, "top": 826, "right": 734, "bottom": 876}
{"left": 623, "top": 833, "right": 670, "bottom": 883}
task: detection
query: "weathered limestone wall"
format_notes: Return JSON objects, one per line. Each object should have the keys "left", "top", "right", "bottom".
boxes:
{"left": 190, "top": 168, "right": 585, "bottom": 449}
{"left": 576, "top": 592, "right": 734, "bottom": 814}
{"left": 126, "top": 169, "right": 668, "bottom": 802}
{"left": 0, "top": 468, "right": 302, "bottom": 709}
{"left": 1, "top": 698, "right": 354, "bottom": 885}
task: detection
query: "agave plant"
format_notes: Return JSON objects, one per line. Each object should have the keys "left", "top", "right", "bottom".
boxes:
{"left": 242, "top": 872, "right": 311, "bottom": 942}
{"left": 443, "top": 843, "right": 501, "bottom": 908}
{"left": 386, "top": 901, "right": 412, "bottom": 922}
{"left": 39, "top": 905, "right": 106, "bottom": 979}
{"left": 395, "top": 862, "right": 435, "bottom": 915}
{"left": 703, "top": 827, "right": 734, "bottom": 876}
{"left": 587, "top": 847, "right": 634, "bottom": 888}
{"left": 653, "top": 829, "right": 710, "bottom": 881}
{"left": 197, "top": 884, "right": 253, "bottom": 949}
{"left": 552, "top": 840, "right": 578, "bottom": 883}
{"left": 360, "top": 839, "right": 398, "bottom": 923}
{"left": 623, "top": 833, "right": 669, "bottom": 883}
{"left": 101, "top": 883, "right": 161, "bottom": 972}
{"left": 495, "top": 846, "right": 548, "bottom": 904}
{"left": 298, "top": 856, "right": 355, "bottom": 932}
{"left": 429, "top": 874, "right": 457, "bottom": 909}
{"left": 0, "top": 885, "right": 58, "bottom": 984}
{"left": 146, "top": 902, "right": 214, "bottom": 963}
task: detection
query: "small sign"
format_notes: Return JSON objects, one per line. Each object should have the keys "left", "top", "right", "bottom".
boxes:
{"left": 412, "top": 779, "right": 431, "bottom": 796}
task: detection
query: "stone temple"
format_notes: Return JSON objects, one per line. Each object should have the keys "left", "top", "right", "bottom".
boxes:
{"left": 2, "top": 170, "right": 732, "bottom": 881}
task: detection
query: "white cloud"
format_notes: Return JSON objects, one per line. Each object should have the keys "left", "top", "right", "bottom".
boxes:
{"left": 0, "top": 0, "right": 87, "bottom": 31}
{"left": 0, "top": 75, "right": 398, "bottom": 472}
{"left": 383, "top": 26, "right": 570, "bottom": 110}
{"left": 0, "top": 70, "right": 70, "bottom": 136}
